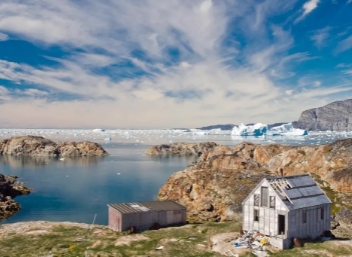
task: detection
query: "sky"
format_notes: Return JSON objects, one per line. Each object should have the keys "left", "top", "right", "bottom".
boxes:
{"left": 0, "top": 0, "right": 352, "bottom": 129}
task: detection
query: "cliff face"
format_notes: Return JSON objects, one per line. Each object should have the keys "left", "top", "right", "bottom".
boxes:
{"left": 0, "top": 136, "right": 109, "bottom": 157}
{"left": 145, "top": 142, "right": 218, "bottom": 156}
{"left": 0, "top": 174, "right": 31, "bottom": 221}
{"left": 158, "top": 139, "right": 352, "bottom": 222}
{"left": 293, "top": 99, "right": 352, "bottom": 131}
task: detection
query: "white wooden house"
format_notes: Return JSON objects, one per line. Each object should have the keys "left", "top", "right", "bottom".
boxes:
{"left": 242, "top": 174, "right": 331, "bottom": 249}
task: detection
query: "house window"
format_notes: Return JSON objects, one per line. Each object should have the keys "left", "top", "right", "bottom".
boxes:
{"left": 270, "top": 196, "right": 275, "bottom": 208}
{"left": 302, "top": 210, "right": 307, "bottom": 224}
{"left": 254, "top": 209, "right": 259, "bottom": 222}
{"left": 254, "top": 194, "right": 260, "bottom": 206}
{"left": 320, "top": 208, "right": 324, "bottom": 220}
{"left": 261, "top": 187, "right": 268, "bottom": 207}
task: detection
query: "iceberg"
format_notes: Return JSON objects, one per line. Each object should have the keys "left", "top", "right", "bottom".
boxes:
{"left": 231, "top": 123, "right": 308, "bottom": 137}
{"left": 269, "top": 123, "right": 308, "bottom": 136}
{"left": 231, "top": 123, "right": 268, "bottom": 136}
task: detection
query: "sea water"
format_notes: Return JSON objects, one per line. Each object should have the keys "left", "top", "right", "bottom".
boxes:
{"left": 0, "top": 131, "right": 350, "bottom": 225}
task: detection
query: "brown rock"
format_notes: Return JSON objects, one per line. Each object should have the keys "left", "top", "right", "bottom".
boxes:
{"left": 145, "top": 142, "right": 218, "bottom": 156}
{"left": 0, "top": 174, "right": 31, "bottom": 221}
{"left": 0, "top": 136, "right": 109, "bottom": 157}
{"left": 158, "top": 138, "right": 352, "bottom": 222}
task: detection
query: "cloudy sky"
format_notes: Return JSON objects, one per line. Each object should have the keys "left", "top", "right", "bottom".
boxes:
{"left": 0, "top": 0, "right": 352, "bottom": 129}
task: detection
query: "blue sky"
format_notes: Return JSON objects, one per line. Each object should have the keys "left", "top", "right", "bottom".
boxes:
{"left": 0, "top": 0, "right": 352, "bottom": 128}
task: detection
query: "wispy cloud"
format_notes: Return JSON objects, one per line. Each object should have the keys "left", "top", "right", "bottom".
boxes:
{"left": 335, "top": 34, "right": 352, "bottom": 53}
{"left": 310, "top": 27, "right": 332, "bottom": 48}
{"left": 0, "top": 0, "right": 350, "bottom": 128}
{"left": 0, "top": 32, "right": 8, "bottom": 41}
{"left": 295, "top": 0, "right": 320, "bottom": 23}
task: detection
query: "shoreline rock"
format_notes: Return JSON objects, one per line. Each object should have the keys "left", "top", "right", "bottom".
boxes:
{"left": 0, "top": 135, "right": 109, "bottom": 157}
{"left": 158, "top": 139, "right": 352, "bottom": 222}
{"left": 0, "top": 174, "right": 31, "bottom": 221}
{"left": 145, "top": 142, "right": 218, "bottom": 156}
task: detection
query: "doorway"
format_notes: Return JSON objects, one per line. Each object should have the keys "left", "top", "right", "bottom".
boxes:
{"left": 278, "top": 215, "right": 285, "bottom": 235}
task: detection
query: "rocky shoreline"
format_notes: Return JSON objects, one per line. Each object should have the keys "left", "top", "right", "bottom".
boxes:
{"left": 0, "top": 174, "right": 31, "bottom": 221}
{"left": 0, "top": 135, "right": 109, "bottom": 157}
{"left": 155, "top": 140, "right": 352, "bottom": 225}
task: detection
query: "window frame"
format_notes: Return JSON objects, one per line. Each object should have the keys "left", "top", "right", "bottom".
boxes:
{"left": 254, "top": 209, "right": 259, "bottom": 222}
{"left": 254, "top": 194, "right": 260, "bottom": 206}
{"left": 261, "top": 187, "right": 268, "bottom": 207}
{"left": 269, "top": 196, "right": 275, "bottom": 209}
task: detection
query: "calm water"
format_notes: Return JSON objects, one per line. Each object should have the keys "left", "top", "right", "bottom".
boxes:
{"left": 0, "top": 143, "right": 197, "bottom": 225}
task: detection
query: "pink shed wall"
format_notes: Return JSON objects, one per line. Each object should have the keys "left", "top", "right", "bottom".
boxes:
{"left": 108, "top": 206, "right": 122, "bottom": 231}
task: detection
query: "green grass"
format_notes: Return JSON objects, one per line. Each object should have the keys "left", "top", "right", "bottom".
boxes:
{"left": 0, "top": 221, "right": 351, "bottom": 257}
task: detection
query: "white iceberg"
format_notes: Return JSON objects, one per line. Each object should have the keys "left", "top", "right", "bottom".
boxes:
{"left": 231, "top": 123, "right": 268, "bottom": 136}
{"left": 93, "top": 129, "right": 105, "bottom": 133}
{"left": 231, "top": 123, "right": 308, "bottom": 137}
{"left": 269, "top": 123, "right": 308, "bottom": 136}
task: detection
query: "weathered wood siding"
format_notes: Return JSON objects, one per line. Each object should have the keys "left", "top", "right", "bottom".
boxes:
{"left": 108, "top": 206, "right": 122, "bottom": 231}
{"left": 109, "top": 208, "right": 187, "bottom": 232}
{"left": 242, "top": 180, "right": 288, "bottom": 236}
{"left": 243, "top": 180, "right": 331, "bottom": 242}
{"left": 287, "top": 204, "right": 331, "bottom": 239}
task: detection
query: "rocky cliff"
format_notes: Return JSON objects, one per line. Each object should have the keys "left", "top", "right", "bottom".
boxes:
{"left": 145, "top": 142, "right": 218, "bottom": 156}
{"left": 0, "top": 174, "right": 31, "bottom": 221}
{"left": 0, "top": 136, "right": 109, "bottom": 156}
{"left": 293, "top": 99, "right": 352, "bottom": 131}
{"left": 158, "top": 140, "right": 352, "bottom": 222}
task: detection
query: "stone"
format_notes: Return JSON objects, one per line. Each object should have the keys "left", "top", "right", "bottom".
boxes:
{"left": 293, "top": 99, "right": 352, "bottom": 131}
{"left": 0, "top": 136, "right": 109, "bottom": 157}
{"left": 145, "top": 142, "right": 218, "bottom": 156}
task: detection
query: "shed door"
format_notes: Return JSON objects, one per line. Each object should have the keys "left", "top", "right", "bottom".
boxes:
{"left": 278, "top": 215, "right": 285, "bottom": 235}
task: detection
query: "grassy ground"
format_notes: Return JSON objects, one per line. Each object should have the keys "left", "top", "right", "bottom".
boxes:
{"left": 0, "top": 221, "right": 351, "bottom": 257}
{"left": 0, "top": 222, "right": 246, "bottom": 257}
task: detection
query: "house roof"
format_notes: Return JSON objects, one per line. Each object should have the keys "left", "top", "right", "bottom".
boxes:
{"left": 266, "top": 174, "right": 331, "bottom": 210}
{"left": 108, "top": 200, "right": 186, "bottom": 214}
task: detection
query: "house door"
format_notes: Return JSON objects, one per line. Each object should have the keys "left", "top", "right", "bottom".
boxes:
{"left": 278, "top": 215, "right": 285, "bottom": 235}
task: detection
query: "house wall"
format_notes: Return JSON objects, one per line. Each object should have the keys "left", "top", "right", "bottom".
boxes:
{"left": 242, "top": 180, "right": 288, "bottom": 237}
{"left": 109, "top": 208, "right": 187, "bottom": 232}
{"left": 108, "top": 206, "right": 122, "bottom": 231}
{"left": 287, "top": 204, "right": 331, "bottom": 239}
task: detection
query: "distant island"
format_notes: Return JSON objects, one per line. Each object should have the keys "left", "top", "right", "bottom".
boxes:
{"left": 0, "top": 135, "right": 109, "bottom": 157}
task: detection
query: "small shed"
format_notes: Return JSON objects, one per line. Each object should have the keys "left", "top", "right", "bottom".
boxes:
{"left": 242, "top": 174, "right": 331, "bottom": 249}
{"left": 108, "top": 200, "right": 187, "bottom": 232}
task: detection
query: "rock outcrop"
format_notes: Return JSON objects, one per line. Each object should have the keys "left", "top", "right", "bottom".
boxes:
{"left": 158, "top": 139, "right": 352, "bottom": 222}
{"left": 293, "top": 99, "right": 352, "bottom": 131}
{"left": 145, "top": 142, "right": 218, "bottom": 156}
{"left": 0, "top": 174, "right": 31, "bottom": 221}
{"left": 0, "top": 136, "right": 109, "bottom": 156}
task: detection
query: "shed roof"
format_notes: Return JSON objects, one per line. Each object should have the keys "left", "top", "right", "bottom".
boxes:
{"left": 108, "top": 200, "right": 186, "bottom": 214}
{"left": 267, "top": 174, "right": 331, "bottom": 210}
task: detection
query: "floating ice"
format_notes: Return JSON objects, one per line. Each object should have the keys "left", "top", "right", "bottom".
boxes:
{"left": 231, "top": 123, "right": 307, "bottom": 137}
{"left": 231, "top": 123, "right": 268, "bottom": 136}
{"left": 93, "top": 129, "right": 105, "bottom": 133}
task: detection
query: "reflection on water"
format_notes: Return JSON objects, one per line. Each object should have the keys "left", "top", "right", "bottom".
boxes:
{"left": 0, "top": 155, "right": 105, "bottom": 168}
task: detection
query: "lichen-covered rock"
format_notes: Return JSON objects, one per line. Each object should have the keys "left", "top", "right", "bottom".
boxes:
{"left": 0, "top": 174, "right": 31, "bottom": 221}
{"left": 145, "top": 142, "right": 218, "bottom": 156}
{"left": 335, "top": 207, "right": 352, "bottom": 228}
{"left": 158, "top": 139, "right": 352, "bottom": 222}
{"left": 0, "top": 136, "right": 109, "bottom": 157}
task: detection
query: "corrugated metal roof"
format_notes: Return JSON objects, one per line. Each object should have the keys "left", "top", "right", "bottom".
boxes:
{"left": 267, "top": 174, "right": 331, "bottom": 210}
{"left": 108, "top": 200, "right": 186, "bottom": 214}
